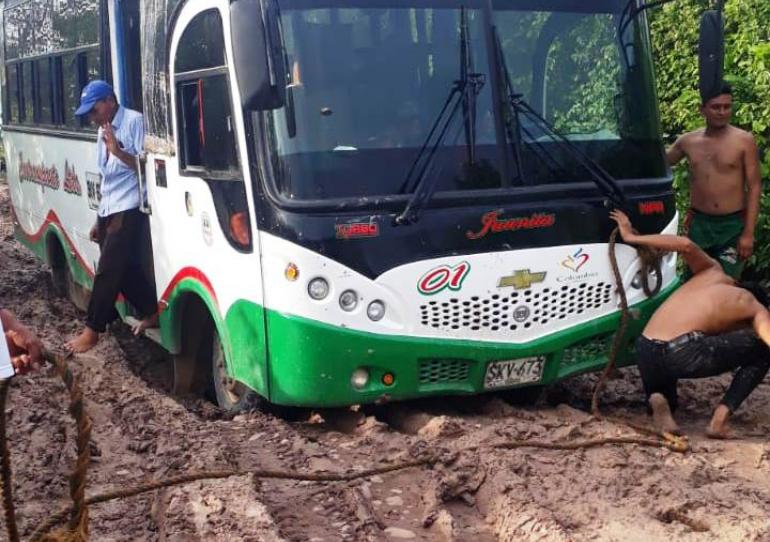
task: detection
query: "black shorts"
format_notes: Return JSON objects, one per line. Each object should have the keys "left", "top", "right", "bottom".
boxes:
{"left": 636, "top": 329, "right": 770, "bottom": 413}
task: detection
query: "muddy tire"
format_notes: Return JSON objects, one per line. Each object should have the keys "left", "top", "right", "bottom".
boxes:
{"left": 48, "top": 237, "right": 71, "bottom": 299}
{"left": 500, "top": 385, "right": 544, "bottom": 406}
{"left": 211, "top": 332, "right": 262, "bottom": 412}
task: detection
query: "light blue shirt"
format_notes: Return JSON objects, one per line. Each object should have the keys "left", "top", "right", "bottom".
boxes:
{"left": 96, "top": 105, "right": 145, "bottom": 217}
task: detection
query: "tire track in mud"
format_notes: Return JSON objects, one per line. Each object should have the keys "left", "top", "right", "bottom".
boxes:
{"left": 4, "top": 178, "right": 770, "bottom": 541}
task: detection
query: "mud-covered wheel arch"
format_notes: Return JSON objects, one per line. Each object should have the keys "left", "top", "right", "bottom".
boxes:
{"left": 47, "top": 232, "right": 69, "bottom": 298}
{"left": 173, "top": 294, "right": 262, "bottom": 412}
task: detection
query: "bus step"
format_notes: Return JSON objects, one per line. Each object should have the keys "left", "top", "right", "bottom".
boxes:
{"left": 124, "top": 316, "right": 163, "bottom": 345}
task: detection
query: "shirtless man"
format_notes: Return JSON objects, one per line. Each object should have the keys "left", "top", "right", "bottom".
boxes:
{"left": 611, "top": 209, "right": 770, "bottom": 439}
{"left": 666, "top": 83, "right": 761, "bottom": 279}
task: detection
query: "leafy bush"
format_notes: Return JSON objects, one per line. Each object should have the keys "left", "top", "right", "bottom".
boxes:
{"left": 650, "top": 0, "right": 770, "bottom": 275}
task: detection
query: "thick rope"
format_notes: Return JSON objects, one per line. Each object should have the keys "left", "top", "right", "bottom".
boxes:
{"left": 590, "top": 227, "right": 687, "bottom": 453}
{"left": 3, "top": 228, "right": 683, "bottom": 541}
{"left": 591, "top": 228, "right": 629, "bottom": 416}
{"left": 0, "top": 378, "right": 20, "bottom": 542}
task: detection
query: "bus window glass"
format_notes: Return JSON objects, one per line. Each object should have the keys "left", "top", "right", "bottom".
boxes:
{"left": 85, "top": 49, "right": 101, "bottom": 82}
{"left": 6, "top": 65, "right": 20, "bottom": 123}
{"left": 199, "top": 75, "right": 238, "bottom": 172}
{"left": 62, "top": 53, "right": 80, "bottom": 128}
{"left": 178, "top": 80, "right": 204, "bottom": 168}
{"left": 177, "top": 76, "right": 238, "bottom": 174}
{"left": 174, "top": 10, "right": 226, "bottom": 73}
{"left": 254, "top": 0, "right": 667, "bottom": 203}
{"left": 36, "top": 58, "right": 54, "bottom": 124}
{"left": 22, "top": 61, "right": 35, "bottom": 123}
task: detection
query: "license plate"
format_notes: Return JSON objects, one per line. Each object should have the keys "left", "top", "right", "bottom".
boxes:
{"left": 484, "top": 356, "right": 545, "bottom": 389}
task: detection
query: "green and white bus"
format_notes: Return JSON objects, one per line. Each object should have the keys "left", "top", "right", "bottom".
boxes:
{"left": 3, "top": 0, "right": 699, "bottom": 409}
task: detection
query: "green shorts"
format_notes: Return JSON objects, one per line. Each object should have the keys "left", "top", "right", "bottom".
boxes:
{"left": 685, "top": 209, "right": 745, "bottom": 279}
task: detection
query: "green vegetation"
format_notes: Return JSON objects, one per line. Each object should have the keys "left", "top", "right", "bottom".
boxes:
{"left": 651, "top": 0, "right": 770, "bottom": 274}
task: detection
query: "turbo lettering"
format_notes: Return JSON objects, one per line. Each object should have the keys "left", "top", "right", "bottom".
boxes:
{"left": 418, "top": 261, "right": 471, "bottom": 295}
{"left": 63, "top": 161, "right": 82, "bottom": 196}
{"left": 466, "top": 211, "right": 555, "bottom": 240}
{"left": 335, "top": 222, "right": 379, "bottom": 239}
{"left": 18, "top": 152, "right": 60, "bottom": 190}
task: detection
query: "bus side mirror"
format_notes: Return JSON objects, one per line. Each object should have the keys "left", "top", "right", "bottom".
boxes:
{"left": 698, "top": 9, "right": 724, "bottom": 104}
{"left": 230, "top": 0, "right": 287, "bottom": 110}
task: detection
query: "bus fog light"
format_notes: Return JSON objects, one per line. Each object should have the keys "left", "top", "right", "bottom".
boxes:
{"left": 382, "top": 372, "right": 395, "bottom": 386}
{"left": 351, "top": 368, "right": 369, "bottom": 389}
{"left": 339, "top": 290, "right": 358, "bottom": 311}
{"left": 308, "top": 277, "right": 330, "bottom": 300}
{"left": 367, "top": 300, "right": 386, "bottom": 321}
{"left": 631, "top": 272, "right": 642, "bottom": 289}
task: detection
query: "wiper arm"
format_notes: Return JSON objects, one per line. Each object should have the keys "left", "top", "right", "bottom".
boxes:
{"left": 395, "top": 7, "right": 485, "bottom": 226}
{"left": 493, "top": 31, "right": 627, "bottom": 208}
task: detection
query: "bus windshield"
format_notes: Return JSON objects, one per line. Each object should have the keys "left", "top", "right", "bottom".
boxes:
{"left": 255, "top": 0, "right": 667, "bottom": 203}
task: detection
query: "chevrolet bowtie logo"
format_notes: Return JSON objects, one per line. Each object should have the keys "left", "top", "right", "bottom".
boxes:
{"left": 498, "top": 269, "right": 547, "bottom": 289}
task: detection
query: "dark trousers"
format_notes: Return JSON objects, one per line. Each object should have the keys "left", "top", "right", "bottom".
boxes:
{"left": 636, "top": 329, "right": 770, "bottom": 413}
{"left": 86, "top": 209, "right": 157, "bottom": 333}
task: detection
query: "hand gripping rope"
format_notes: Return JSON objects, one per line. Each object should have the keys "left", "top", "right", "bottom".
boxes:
{"left": 0, "top": 231, "right": 686, "bottom": 541}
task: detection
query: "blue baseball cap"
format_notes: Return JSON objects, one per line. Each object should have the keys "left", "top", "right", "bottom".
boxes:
{"left": 74, "top": 80, "right": 114, "bottom": 116}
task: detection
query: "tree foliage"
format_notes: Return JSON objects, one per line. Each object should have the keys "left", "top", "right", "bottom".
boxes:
{"left": 650, "top": 0, "right": 770, "bottom": 274}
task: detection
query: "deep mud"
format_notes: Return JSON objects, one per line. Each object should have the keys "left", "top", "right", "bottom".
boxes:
{"left": 2, "top": 178, "right": 770, "bottom": 541}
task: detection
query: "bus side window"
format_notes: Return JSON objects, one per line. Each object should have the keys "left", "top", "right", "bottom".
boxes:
{"left": 177, "top": 76, "right": 238, "bottom": 173}
{"left": 62, "top": 53, "right": 80, "bottom": 129}
{"left": 21, "top": 61, "right": 34, "bottom": 123}
{"left": 35, "top": 58, "right": 54, "bottom": 125}
{"left": 6, "top": 65, "right": 20, "bottom": 123}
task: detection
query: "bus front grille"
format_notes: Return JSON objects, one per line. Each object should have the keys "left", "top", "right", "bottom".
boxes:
{"left": 418, "top": 359, "right": 470, "bottom": 385}
{"left": 561, "top": 334, "right": 613, "bottom": 366}
{"left": 419, "top": 281, "right": 615, "bottom": 334}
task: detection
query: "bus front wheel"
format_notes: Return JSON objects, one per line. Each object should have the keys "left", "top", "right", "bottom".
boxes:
{"left": 211, "top": 332, "right": 262, "bottom": 412}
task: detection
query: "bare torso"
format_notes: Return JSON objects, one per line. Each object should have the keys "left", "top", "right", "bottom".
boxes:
{"left": 644, "top": 268, "right": 757, "bottom": 340}
{"left": 677, "top": 126, "right": 752, "bottom": 214}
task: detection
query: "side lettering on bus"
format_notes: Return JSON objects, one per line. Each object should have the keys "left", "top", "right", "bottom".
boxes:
{"left": 418, "top": 261, "right": 471, "bottom": 295}
{"left": 18, "top": 153, "right": 60, "bottom": 190}
{"left": 63, "top": 161, "right": 83, "bottom": 196}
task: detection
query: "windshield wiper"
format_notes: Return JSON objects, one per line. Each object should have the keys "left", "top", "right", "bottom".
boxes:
{"left": 394, "top": 7, "right": 485, "bottom": 226}
{"left": 492, "top": 30, "right": 627, "bottom": 209}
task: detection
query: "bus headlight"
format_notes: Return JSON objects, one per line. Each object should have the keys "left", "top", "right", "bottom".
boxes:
{"left": 367, "top": 300, "right": 386, "bottom": 321}
{"left": 308, "top": 277, "right": 330, "bottom": 300}
{"left": 339, "top": 290, "right": 358, "bottom": 311}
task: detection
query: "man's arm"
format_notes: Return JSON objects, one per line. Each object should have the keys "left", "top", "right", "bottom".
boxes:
{"left": 739, "top": 134, "right": 762, "bottom": 260}
{"left": 610, "top": 209, "right": 720, "bottom": 275}
{"left": 752, "top": 307, "right": 770, "bottom": 346}
{"left": 0, "top": 309, "right": 43, "bottom": 374}
{"left": 666, "top": 135, "right": 687, "bottom": 166}
{"left": 102, "top": 123, "right": 139, "bottom": 172}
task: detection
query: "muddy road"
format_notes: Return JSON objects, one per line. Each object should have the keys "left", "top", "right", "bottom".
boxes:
{"left": 2, "top": 179, "right": 770, "bottom": 541}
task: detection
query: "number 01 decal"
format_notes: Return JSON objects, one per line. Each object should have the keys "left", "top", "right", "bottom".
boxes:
{"left": 417, "top": 262, "right": 471, "bottom": 295}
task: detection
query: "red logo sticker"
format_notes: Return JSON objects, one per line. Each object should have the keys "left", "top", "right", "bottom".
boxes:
{"left": 466, "top": 211, "right": 555, "bottom": 240}
{"left": 639, "top": 201, "right": 665, "bottom": 215}
{"left": 418, "top": 262, "right": 471, "bottom": 295}
{"left": 336, "top": 222, "right": 380, "bottom": 239}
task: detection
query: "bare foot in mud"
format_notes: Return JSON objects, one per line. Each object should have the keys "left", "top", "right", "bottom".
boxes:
{"left": 132, "top": 312, "right": 159, "bottom": 336}
{"left": 649, "top": 393, "right": 681, "bottom": 435}
{"left": 64, "top": 327, "right": 99, "bottom": 353}
{"left": 706, "top": 404, "right": 736, "bottom": 439}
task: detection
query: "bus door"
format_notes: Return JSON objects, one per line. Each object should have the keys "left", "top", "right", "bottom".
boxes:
{"left": 110, "top": 0, "right": 143, "bottom": 111}
{"left": 145, "top": 5, "right": 269, "bottom": 399}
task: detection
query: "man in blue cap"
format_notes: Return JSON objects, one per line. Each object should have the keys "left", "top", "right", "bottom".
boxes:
{"left": 65, "top": 80, "right": 158, "bottom": 353}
